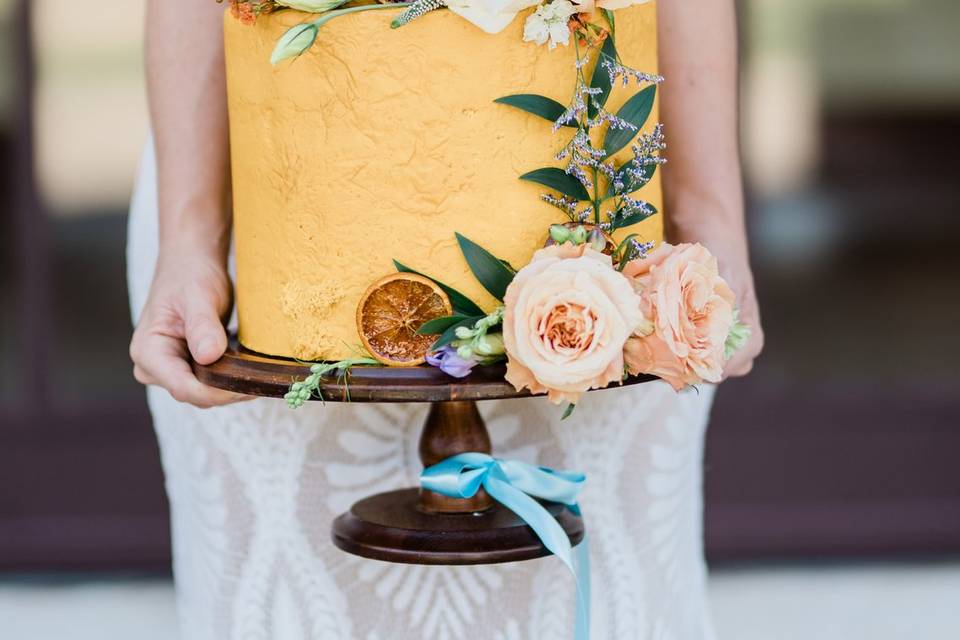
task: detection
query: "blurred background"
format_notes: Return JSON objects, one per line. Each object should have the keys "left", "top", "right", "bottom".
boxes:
{"left": 1, "top": 0, "right": 958, "bottom": 638}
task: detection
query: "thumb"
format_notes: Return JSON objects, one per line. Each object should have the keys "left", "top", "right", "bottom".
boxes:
{"left": 182, "top": 293, "right": 228, "bottom": 366}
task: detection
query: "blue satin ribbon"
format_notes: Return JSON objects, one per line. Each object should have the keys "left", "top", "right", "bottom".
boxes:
{"left": 420, "top": 453, "right": 591, "bottom": 640}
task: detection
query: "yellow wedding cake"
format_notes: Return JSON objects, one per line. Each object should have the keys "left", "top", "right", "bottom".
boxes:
{"left": 224, "top": 2, "right": 663, "bottom": 360}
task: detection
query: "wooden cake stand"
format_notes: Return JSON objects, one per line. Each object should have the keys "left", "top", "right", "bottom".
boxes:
{"left": 194, "top": 339, "right": 654, "bottom": 566}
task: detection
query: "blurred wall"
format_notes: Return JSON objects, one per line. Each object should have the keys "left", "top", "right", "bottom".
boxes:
{"left": 704, "top": 0, "right": 960, "bottom": 557}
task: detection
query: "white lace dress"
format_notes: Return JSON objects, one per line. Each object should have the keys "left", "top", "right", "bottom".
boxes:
{"left": 127, "top": 138, "right": 717, "bottom": 640}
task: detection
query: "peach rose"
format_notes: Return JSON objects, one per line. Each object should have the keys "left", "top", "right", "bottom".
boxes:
{"left": 503, "top": 244, "right": 645, "bottom": 405}
{"left": 623, "top": 243, "right": 735, "bottom": 390}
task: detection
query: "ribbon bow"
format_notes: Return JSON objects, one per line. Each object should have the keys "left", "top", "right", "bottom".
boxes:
{"left": 421, "top": 453, "right": 591, "bottom": 640}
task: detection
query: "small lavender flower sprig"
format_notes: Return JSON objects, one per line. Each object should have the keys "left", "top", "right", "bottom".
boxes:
{"left": 426, "top": 346, "right": 477, "bottom": 378}
{"left": 600, "top": 56, "right": 665, "bottom": 88}
{"left": 610, "top": 234, "right": 655, "bottom": 270}
{"left": 539, "top": 33, "right": 666, "bottom": 231}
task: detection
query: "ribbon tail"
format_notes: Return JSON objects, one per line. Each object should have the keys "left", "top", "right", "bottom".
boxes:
{"left": 572, "top": 532, "right": 591, "bottom": 639}
{"left": 485, "top": 475, "right": 591, "bottom": 640}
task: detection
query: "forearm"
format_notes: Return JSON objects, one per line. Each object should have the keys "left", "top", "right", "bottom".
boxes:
{"left": 657, "top": 0, "right": 747, "bottom": 268}
{"left": 146, "top": 0, "right": 231, "bottom": 261}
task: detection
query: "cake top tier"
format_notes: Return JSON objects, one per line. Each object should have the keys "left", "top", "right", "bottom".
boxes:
{"left": 226, "top": 0, "right": 665, "bottom": 362}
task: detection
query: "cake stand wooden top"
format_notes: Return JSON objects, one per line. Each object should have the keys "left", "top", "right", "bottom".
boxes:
{"left": 193, "top": 339, "right": 656, "bottom": 403}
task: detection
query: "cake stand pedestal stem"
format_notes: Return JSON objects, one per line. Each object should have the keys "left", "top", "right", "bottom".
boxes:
{"left": 417, "top": 401, "right": 494, "bottom": 514}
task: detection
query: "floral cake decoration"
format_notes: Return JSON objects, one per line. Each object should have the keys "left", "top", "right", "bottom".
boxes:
{"left": 220, "top": 0, "right": 749, "bottom": 413}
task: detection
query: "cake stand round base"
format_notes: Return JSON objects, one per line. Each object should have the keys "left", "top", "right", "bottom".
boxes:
{"left": 332, "top": 488, "right": 584, "bottom": 565}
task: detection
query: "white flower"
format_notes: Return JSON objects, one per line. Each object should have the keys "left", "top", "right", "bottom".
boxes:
{"left": 445, "top": 0, "right": 542, "bottom": 34}
{"left": 522, "top": 0, "right": 577, "bottom": 49}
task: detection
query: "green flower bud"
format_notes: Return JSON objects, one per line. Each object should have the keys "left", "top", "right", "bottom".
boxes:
{"left": 549, "top": 224, "right": 572, "bottom": 244}
{"left": 724, "top": 318, "right": 751, "bottom": 360}
{"left": 571, "top": 225, "right": 588, "bottom": 245}
{"left": 474, "top": 332, "right": 505, "bottom": 357}
{"left": 310, "top": 363, "right": 323, "bottom": 374}
{"left": 588, "top": 228, "right": 607, "bottom": 252}
{"left": 277, "top": 0, "right": 349, "bottom": 11}
{"left": 457, "top": 344, "right": 474, "bottom": 360}
{"left": 271, "top": 22, "right": 319, "bottom": 65}
{"left": 455, "top": 326, "right": 475, "bottom": 340}
{"left": 635, "top": 316, "right": 655, "bottom": 337}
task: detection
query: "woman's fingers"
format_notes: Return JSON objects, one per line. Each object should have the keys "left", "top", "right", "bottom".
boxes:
{"left": 723, "top": 351, "right": 755, "bottom": 378}
{"left": 131, "top": 313, "right": 249, "bottom": 408}
{"left": 722, "top": 323, "right": 764, "bottom": 380}
{"left": 181, "top": 289, "right": 229, "bottom": 365}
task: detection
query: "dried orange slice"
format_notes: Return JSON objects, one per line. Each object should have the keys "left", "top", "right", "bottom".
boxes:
{"left": 356, "top": 273, "right": 453, "bottom": 367}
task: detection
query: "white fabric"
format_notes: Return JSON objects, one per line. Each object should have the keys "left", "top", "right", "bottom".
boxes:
{"left": 127, "top": 140, "right": 717, "bottom": 640}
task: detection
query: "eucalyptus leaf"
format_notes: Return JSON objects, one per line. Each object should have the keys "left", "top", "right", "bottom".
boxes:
{"left": 615, "top": 233, "right": 641, "bottom": 269}
{"left": 494, "top": 95, "right": 576, "bottom": 127}
{"left": 520, "top": 167, "right": 591, "bottom": 202}
{"left": 588, "top": 37, "right": 617, "bottom": 119}
{"left": 417, "top": 315, "right": 470, "bottom": 336}
{"left": 602, "top": 85, "right": 657, "bottom": 157}
{"left": 393, "top": 260, "right": 485, "bottom": 316}
{"left": 455, "top": 233, "right": 516, "bottom": 301}
{"left": 601, "top": 8, "right": 615, "bottom": 35}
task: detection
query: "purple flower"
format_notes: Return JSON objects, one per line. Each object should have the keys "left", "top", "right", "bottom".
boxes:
{"left": 426, "top": 346, "right": 477, "bottom": 378}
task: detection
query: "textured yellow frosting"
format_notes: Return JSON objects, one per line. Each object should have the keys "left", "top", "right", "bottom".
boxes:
{"left": 225, "top": 3, "right": 663, "bottom": 360}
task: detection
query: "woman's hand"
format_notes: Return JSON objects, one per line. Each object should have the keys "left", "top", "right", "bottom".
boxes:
{"left": 130, "top": 250, "right": 249, "bottom": 408}
{"left": 658, "top": 0, "right": 761, "bottom": 380}
{"left": 718, "top": 258, "right": 764, "bottom": 379}
{"left": 669, "top": 216, "right": 765, "bottom": 380}
{"left": 138, "top": 1, "right": 239, "bottom": 407}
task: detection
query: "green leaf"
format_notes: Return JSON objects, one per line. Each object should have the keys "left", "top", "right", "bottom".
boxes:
{"left": 393, "top": 260, "right": 485, "bottom": 317}
{"left": 417, "top": 315, "right": 469, "bottom": 336}
{"left": 561, "top": 403, "right": 577, "bottom": 420}
{"left": 432, "top": 316, "right": 483, "bottom": 350}
{"left": 588, "top": 37, "right": 617, "bottom": 119}
{"left": 611, "top": 204, "right": 658, "bottom": 232}
{"left": 606, "top": 160, "right": 658, "bottom": 198}
{"left": 494, "top": 95, "right": 576, "bottom": 127}
{"left": 455, "top": 233, "right": 516, "bottom": 302}
{"left": 601, "top": 8, "right": 615, "bottom": 35}
{"left": 602, "top": 85, "right": 657, "bottom": 157}
{"left": 520, "top": 167, "right": 591, "bottom": 202}
{"left": 615, "top": 233, "right": 641, "bottom": 269}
